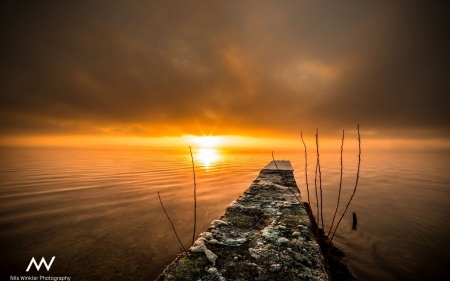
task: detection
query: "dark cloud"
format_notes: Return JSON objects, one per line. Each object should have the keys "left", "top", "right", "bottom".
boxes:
{"left": 1, "top": 1, "right": 449, "bottom": 139}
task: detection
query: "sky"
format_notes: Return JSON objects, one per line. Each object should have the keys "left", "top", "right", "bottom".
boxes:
{"left": 1, "top": 1, "right": 449, "bottom": 148}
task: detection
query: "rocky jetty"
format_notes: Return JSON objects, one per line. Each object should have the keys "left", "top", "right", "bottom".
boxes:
{"left": 156, "top": 161, "right": 329, "bottom": 281}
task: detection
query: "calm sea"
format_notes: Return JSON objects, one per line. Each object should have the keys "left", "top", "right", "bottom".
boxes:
{"left": 0, "top": 146, "right": 449, "bottom": 280}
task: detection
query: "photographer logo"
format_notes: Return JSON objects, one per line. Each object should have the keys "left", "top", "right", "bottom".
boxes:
{"left": 26, "top": 256, "right": 55, "bottom": 272}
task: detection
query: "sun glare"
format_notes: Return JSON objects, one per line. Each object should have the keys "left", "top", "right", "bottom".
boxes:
{"left": 193, "top": 136, "right": 222, "bottom": 148}
{"left": 196, "top": 148, "right": 220, "bottom": 169}
{"left": 184, "top": 136, "right": 223, "bottom": 169}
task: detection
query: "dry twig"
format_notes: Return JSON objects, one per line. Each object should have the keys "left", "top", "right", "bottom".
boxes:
{"left": 271, "top": 151, "right": 302, "bottom": 203}
{"left": 301, "top": 131, "right": 310, "bottom": 206}
{"left": 328, "top": 130, "right": 344, "bottom": 236}
{"left": 157, "top": 192, "right": 187, "bottom": 253}
{"left": 316, "top": 129, "right": 324, "bottom": 233}
{"left": 314, "top": 131, "right": 320, "bottom": 237}
{"left": 329, "top": 125, "right": 361, "bottom": 245}
{"left": 189, "top": 146, "right": 197, "bottom": 245}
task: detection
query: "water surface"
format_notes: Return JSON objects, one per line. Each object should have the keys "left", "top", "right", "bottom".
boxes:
{"left": 0, "top": 147, "right": 449, "bottom": 280}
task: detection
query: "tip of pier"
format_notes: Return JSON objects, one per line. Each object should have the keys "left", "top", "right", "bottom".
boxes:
{"left": 262, "top": 160, "right": 294, "bottom": 171}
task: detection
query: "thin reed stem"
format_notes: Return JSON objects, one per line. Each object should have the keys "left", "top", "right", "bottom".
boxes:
{"left": 157, "top": 192, "right": 187, "bottom": 253}
{"left": 301, "top": 131, "right": 310, "bottom": 205}
{"left": 189, "top": 146, "right": 197, "bottom": 246}
{"left": 329, "top": 125, "right": 361, "bottom": 245}
{"left": 314, "top": 130, "right": 320, "bottom": 238}
{"left": 271, "top": 151, "right": 301, "bottom": 203}
{"left": 328, "top": 130, "right": 344, "bottom": 236}
{"left": 317, "top": 129, "right": 324, "bottom": 233}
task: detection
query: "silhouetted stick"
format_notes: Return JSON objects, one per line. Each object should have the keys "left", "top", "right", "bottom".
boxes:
{"left": 271, "top": 151, "right": 301, "bottom": 203}
{"left": 316, "top": 129, "right": 324, "bottom": 234}
{"left": 189, "top": 146, "right": 197, "bottom": 246}
{"left": 328, "top": 130, "right": 344, "bottom": 236}
{"left": 329, "top": 125, "right": 361, "bottom": 245}
{"left": 157, "top": 192, "right": 187, "bottom": 253}
{"left": 301, "top": 131, "right": 310, "bottom": 206}
{"left": 352, "top": 212, "right": 357, "bottom": 231}
{"left": 314, "top": 130, "right": 320, "bottom": 238}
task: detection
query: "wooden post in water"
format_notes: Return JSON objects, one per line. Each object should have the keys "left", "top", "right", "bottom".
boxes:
{"left": 352, "top": 212, "right": 357, "bottom": 230}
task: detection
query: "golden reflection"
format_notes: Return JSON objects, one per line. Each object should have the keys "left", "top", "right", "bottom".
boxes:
{"left": 196, "top": 148, "right": 220, "bottom": 169}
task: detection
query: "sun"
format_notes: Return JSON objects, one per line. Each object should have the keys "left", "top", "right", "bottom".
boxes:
{"left": 184, "top": 135, "right": 223, "bottom": 169}
{"left": 193, "top": 136, "right": 222, "bottom": 148}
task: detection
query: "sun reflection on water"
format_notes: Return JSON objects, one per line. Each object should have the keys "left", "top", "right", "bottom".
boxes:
{"left": 196, "top": 148, "right": 220, "bottom": 169}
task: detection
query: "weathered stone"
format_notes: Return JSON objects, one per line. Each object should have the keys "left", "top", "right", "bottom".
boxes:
{"left": 156, "top": 161, "right": 329, "bottom": 281}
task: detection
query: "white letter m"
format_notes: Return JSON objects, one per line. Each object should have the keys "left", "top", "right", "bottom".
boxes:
{"left": 26, "top": 256, "right": 55, "bottom": 272}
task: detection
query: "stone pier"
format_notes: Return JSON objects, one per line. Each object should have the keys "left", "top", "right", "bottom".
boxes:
{"left": 156, "top": 161, "right": 329, "bottom": 281}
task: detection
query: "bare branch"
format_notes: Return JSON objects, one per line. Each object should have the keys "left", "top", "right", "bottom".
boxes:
{"left": 328, "top": 130, "right": 344, "bottom": 236}
{"left": 314, "top": 130, "right": 320, "bottom": 238}
{"left": 301, "top": 131, "right": 310, "bottom": 206}
{"left": 317, "top": 129, "right": 324, "bottom": 233}
{"left": 271, "top": 151, "right": 302, "bottom": 203}
{"left": 329, "top": 125, "right": 361, "bottom": 245}
{"left": 157, "top": 192, "right": 187, "bottom": 253}
{"left": 189, "top": 146, "right": 197, "bottom": 246}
